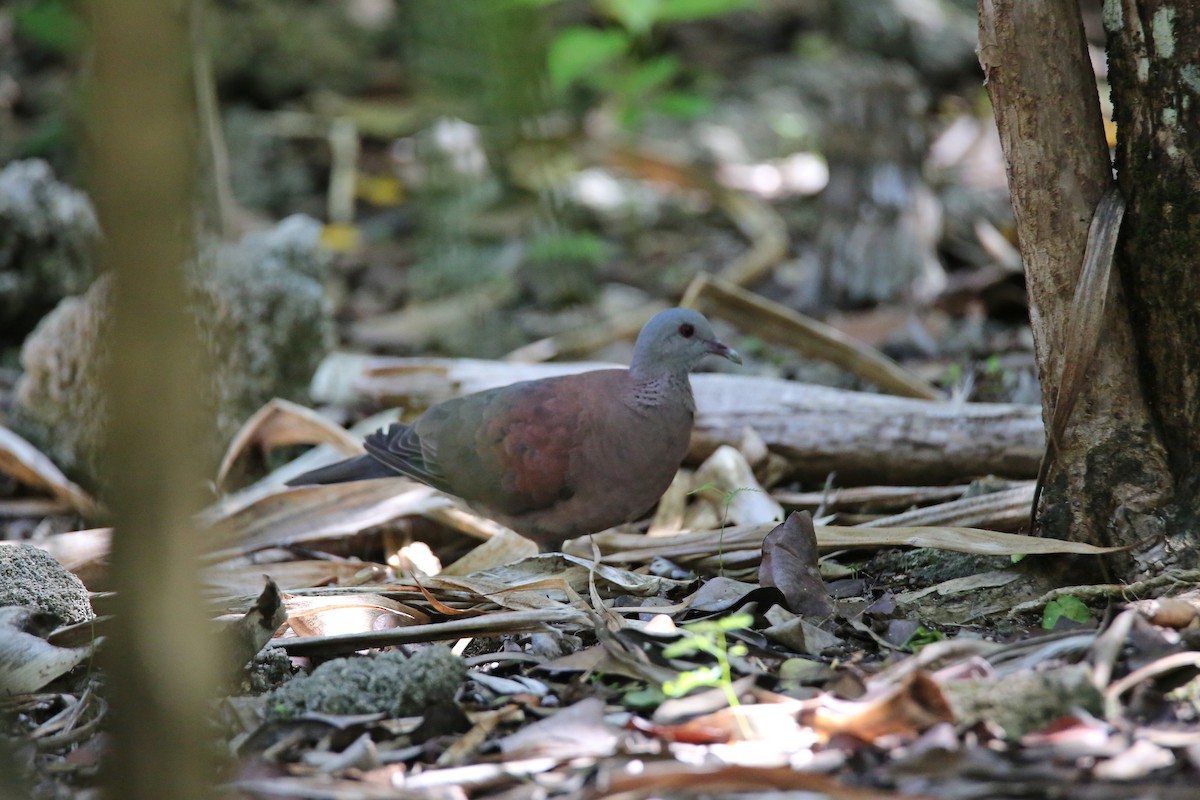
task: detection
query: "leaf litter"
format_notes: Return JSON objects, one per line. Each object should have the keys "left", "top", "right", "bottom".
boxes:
{"left": 3, "top": 389, "right": 1199, "bottom": 800}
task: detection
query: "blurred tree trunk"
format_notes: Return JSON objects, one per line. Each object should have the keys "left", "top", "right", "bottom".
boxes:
{"left": 977, "top": 1, "right": 1180, "bottom": 573}
{"left": 89, "top": 0, "right": 221, "bottom": 797}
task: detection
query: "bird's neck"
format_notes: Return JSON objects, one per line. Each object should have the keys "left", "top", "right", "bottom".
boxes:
{"left": 628, "top": 368, "right": 695, "bottom": 410}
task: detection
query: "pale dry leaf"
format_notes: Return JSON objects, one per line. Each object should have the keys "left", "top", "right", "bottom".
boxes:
{"left": 0, "top": 426, "right": 102, "bottom": 517}
{"left": 207, "top": 479, "right": 444, "bottom": 557}
{"left": 0, "top": 607, "right": 96, "bottom": 696}
{"left": 216, "top": 398, "right": 362, "bottom": 489}
{"left": 204, "top": 559, "right": 387, "bottom": 596}
{"left": 283, "top": 591, "right": 429, "bottom": 638}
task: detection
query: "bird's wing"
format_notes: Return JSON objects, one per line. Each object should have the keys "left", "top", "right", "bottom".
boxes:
{"left": 416, "top": 372, "right": 624, "bottom": 517}
{"left": 363, "top": 423, "right": 453, "bottom": 492}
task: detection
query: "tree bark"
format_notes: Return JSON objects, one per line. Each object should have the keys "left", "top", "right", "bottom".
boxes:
{"left": 1106, "top": 2, "right": 1200, "bottom": 548}
{"left": 978, "top": 0, "right": 1172, "bottom": 564}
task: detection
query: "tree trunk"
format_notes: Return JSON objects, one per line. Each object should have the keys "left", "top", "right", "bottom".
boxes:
{"left": 977, "top": 0, "right": 1175, "bottom": 569}
{"left": 1105, "top": 2, "right": 1200, "bottom": 554}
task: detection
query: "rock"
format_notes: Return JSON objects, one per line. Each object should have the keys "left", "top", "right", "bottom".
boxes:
{"left": 264, "top": 645, "right": 466, "bottom": 720}
{"left": 12, "top": 215, "right": 334, "bottom": 483}
{"left": 0, "top": 160, "right": 100, "bottom": 347}
{"left": 0, "top": 543, "right": 94, "bottom": 625}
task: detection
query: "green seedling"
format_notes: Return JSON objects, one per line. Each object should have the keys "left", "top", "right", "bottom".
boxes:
{"left": 1042, "top": 595, "right": 1091, "bottom": 629}
{"left": 661, "top": 611, "right": 753, "bottom": 715}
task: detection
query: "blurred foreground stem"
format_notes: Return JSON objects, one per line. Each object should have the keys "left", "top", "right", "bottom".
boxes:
{"left": 88, "top": 0, "right": 220, "bottom": 796}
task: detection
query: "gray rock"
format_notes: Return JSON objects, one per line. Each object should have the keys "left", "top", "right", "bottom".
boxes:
{"left": 0, "top": 160, "right": 100, "bottom": 345}
{"left": 0, "top": 543, "right": 94, "bottom": 626}
{"left": 12, "top": 214, "right": 334, "bottom": 483}
{"left": 264, "top": 645, "right": 466, "bottom": 720}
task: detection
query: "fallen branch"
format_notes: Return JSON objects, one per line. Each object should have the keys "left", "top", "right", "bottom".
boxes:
{"left": 311, "top": 354, "right": 1044, "bottom": 485}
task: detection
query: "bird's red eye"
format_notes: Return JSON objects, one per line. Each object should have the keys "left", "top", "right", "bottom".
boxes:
{"left": 679, "top": 323, "right": 695, "bottom": 338}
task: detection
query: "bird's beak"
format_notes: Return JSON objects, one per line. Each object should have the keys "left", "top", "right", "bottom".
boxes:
{"left": 705, "top": 338, "right": 742, "bottom": 364}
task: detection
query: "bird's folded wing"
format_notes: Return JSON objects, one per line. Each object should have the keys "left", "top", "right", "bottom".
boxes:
{"left": 363, "top": 423, "right": 452, "bottom": 492}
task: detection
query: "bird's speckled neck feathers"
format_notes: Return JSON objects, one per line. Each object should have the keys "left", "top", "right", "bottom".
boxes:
{"left": 629, "top": 371, "right": 696, "bottom": 412}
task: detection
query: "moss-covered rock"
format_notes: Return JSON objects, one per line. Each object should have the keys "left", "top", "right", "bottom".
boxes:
{"left": 264, "top": 645, "right": 466, "bottom": 720}
{"left": 0, "top": 543, "right": 94, "bottom": 625}
{"left": 11, "top": 215, "right": 334, "bottom": 484}
{"left": 0, "top": 160, "right": 100, "bottom": 348}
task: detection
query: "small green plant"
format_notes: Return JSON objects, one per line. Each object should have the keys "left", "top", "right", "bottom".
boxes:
{"left": 541, "top": 0, "right": 756, "bottom": 129}
{"left": 622, "top": 684, "right": 667, "bottom": 710}
{"left": 905, "top": 625, "right": 945, "bottom": 653}
{"left": 661, "top": 612, "right": 753, "bottom": 711}
{"left": 688, "top": 482, "right": 760, "bottom": 572}
{"left": 1042, "top": 595, "right": 1091, "bottom": 629}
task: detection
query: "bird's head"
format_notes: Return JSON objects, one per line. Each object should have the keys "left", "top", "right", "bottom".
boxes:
{"left": 631, "top": 308, "right": 741, "bottom": 379}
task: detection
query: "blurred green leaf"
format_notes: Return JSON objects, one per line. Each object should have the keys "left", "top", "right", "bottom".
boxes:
{"left": 1043, "top": 595, "right": 1091, "bottom": 629}
{"left": 547, "top": 26, "right": 630, "bottom": 92}
{"left": 526, "top": 231, "right": 610, "bottom": 265}
{"left": 600, "top": 0, "right": 662, "bottom": 36}
{"left": 653, "top": 90, "right": 713, "bottom": 118}
{"left": 662, "top": 664, "right": 722, "bottom": 696}
{"left": 623, "top": 54, "right": 681, "bottom": 94}
{"left": 657, "top": 0, "right": 756, "bottom": 22}
{"left": 623, "top": 685, "right": 667, "bottom": 709}
{"left": 905, "top": 626, "right": 945, "bottom": 652}
{"left": 15, "top": 0, "right": 85, "bottom": 53}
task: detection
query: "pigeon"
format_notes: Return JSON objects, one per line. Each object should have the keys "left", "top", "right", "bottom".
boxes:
{"left": 287, "top": 308, "right": 741, "bottom": 550}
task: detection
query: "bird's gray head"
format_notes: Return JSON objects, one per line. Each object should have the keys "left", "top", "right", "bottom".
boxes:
{"left": 630, "top": 308, "right": 741, "bottom": 380}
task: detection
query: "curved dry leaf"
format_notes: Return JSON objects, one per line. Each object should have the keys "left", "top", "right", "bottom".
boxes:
{"left": 818, "top": 525, "right": 1129, "bottom": 557}
{"left": 681, "top": 272, "right": 942, "bottom": 400}
{"left": 760, "top": 512, "right": 834, "bottom": 617}
{"left": 204, "top": 559, "right": 386, "bottom": 596}
{"left": 804, "top": 671, "right": 954, "bottom": 742}
{"left": 283, "top": 591, "right": 430, "bottom": 638}
{"left": 224, "top": 578, "right": 287, "bottom": 672}
{"left": 216, "top": 398, "right": 363, "bottom": 490}
{"left": 497, "top": 697, "right": 620, "bottom": 759}
{"left": 1034, "top": 189, "right": 1125, "bottom": 520}
{"left": 1047, "top": 188, "right": 1125, "bottom": 454}
{"left": 0, "top": 426, "right": 102, "bottom": 517}
{"left": 692, "top": 445, "right": 783, "bottom": 527}
{"left": 575, "top": 523, "right": 1126, "bottom": 562}
{"left": 207, "top": 479, "right": 444, "bottom": 557}
{"left": 0, "top": 607, "right": 95, "bottom": 696}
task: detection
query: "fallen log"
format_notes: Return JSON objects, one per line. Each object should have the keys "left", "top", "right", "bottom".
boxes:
{"left": 310, "top": 354, "right": 1044, "bottom": 486}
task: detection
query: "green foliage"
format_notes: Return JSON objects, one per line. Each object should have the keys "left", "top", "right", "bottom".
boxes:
{"left": 548, "top": 27, "right": 631, "bottom": 92}
{"left": 526, "top": 231, "right": 611, "bottom": 265}
{"left": 542, "top": 0, "right": 754, "bottom": 129}
{"left": 1042, "top": 595, "right": 1091, "bottom": 629}
{"left": 622, "top": 684, "right": 667, "bottom": 709}
{"left": 14, "top": 0, "right": 85, "bottom": 54}
{"left": 662, "top": 612, "right": 752, "bottom": 709}
{"left": 905, "top": 625, "right": 945, "bottom": 652}
{"left": 603, "top": 0, "right": 755, "bottom": 32}
{"left": 687, "top": 482, "right": 760, "bottom": 572}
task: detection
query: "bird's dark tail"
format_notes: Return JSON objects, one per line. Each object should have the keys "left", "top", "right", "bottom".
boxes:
{"left": 286, "top": 454, "right": 397, "bottom": 486}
